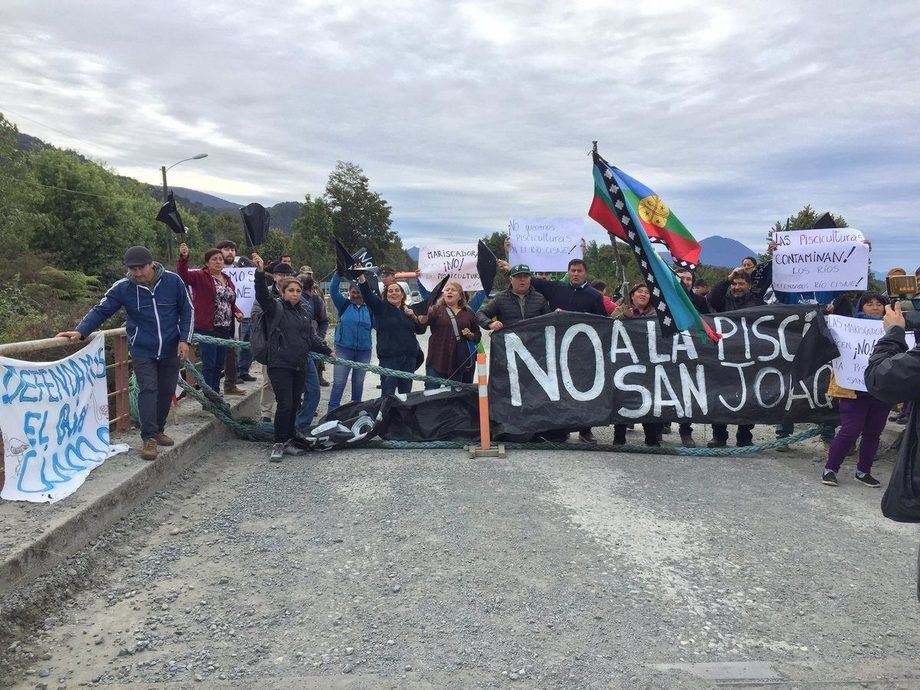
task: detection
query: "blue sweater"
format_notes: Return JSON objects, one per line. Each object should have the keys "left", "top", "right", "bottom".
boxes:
{"left": 76, "top": 264, "right": 193, "bottom": 360}
{"left": 330, "top": 272, "right": 373, "bottom": 351}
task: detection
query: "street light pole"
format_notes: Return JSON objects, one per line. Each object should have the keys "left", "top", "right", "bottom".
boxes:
{"left": 160, "top": 153, "right": 208, "bottom": 264}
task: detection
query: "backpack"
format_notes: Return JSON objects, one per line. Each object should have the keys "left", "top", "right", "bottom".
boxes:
{"left": 249, "top": 302, "right": 281, "bottom": 365}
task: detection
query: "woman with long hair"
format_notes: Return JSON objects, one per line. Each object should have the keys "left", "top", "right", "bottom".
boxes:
{"left": 419, "top": 282, "right": 481, "bottom": 387}
{"left": 327, "top": 271, "right": 374, "bottom": 411}
{"left": 252, "top": 254, "right": 332, "bottom": 461}
{"left": 177, "top": 242, "right": 243, "bottom": 394}
{"left": 611, "top": 284, "right": 661, "bottom": 447}
{"left": 357, "top": 270, "right": 425, "bottom": 397}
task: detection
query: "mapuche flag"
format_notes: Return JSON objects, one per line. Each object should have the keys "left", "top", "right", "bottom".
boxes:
{"left": 589, "top": 149, "right": 719, "bottom": 342}
{"left": 589, "top": 158, "right": 701, "bottom": 269}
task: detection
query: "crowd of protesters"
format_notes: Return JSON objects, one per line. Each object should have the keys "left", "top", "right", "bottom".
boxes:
{"left": 56, "top": 237, "right": 919, "bottom": 483}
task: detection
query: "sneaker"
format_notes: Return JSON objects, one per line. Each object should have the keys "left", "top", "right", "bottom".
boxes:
{"left": 822, "top": 470, "right": 838, "bottom": 486}
{"left": 154, "top": 433, "right": 175, "bottom": 446}
{"left": 283, "top": 441, "right": 307, "bottom": 456}
{"left": 855, "top": 473, "right": 881, "bottom": 488}
{"left": 775, "top": 437, "right": 790, "bottom": 452}
{"left": 224, "top": 386, "right": 246, "bottom": 396}
{"left": 260, "top": 416, "right": 272, "bottom": 423}
{"left": 578, "top": 430, "right": 598, "bottom": 444}
{"left": 269, "top": 443, "right": 285, "bottom": 462}
{"left": 736, "top": 440, "right": 754, "bottom": 448}
{"left": 894, "top": 415, "right": 908, "bottom": 425}
{"left": 239, "top": 373, "right": 257, "bottom": 382}
{"left": 707, "top": 439, "right": 727, "bottom": 448}
{"left": 680, "top": 433, "right": 696, "bottom": 448}
{"left": 141, "top": 438, "right": 158, "bottom": 461}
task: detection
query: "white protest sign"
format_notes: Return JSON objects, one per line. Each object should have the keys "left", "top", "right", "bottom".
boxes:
{"left": 508, "top": 217, "right": 583, "bottom": 271}
{"left": 826, "top": 315, "right": 916, "bottom": 392}
{"left": 223, "top": 266, "right": 257, "bottom": 317}
{"left": 772, "top": 227, "right": 870, "bottom": 292}
{"left": 1, "top": 334, "right": 129, "bottom": 503}
{"left": 418, "top": 243, "right": 480, "bottom": 292}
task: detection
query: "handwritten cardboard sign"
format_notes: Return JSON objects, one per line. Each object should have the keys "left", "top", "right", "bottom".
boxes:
{"left": 508, "top": 218, "right": 583, "bottom": 271}
{"left": 772, "top": 228, "right": 870, "bottom": 292}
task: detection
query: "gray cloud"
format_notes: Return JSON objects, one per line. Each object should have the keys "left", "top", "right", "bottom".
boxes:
{"left": 2, "top": 0, "right": 919, "bottom": 270}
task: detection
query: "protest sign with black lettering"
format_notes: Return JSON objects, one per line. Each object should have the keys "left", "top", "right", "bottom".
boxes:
{"left": 508, "top": 217, "right": 583, "bottom": 271}
{"left": 1, "top": 334, "right": 129, "bottom": 503}
{"left": 772, "top": 227, "right": 869, "bottom": 292}
{"left": 488, "top": 307, "right": 839, "bottom": 435}
{"left": 826, "top": 315, "right": 916, "bottom": 392}
{"left": 223, "top": 266, "right": 256, "bottom": 317}
{"left": 418, "top": 243, "right": 480, "bottom": 291}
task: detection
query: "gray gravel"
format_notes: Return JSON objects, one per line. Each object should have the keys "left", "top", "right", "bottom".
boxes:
{"left": 2, "top": 423, "right": 919, "bottom": 688}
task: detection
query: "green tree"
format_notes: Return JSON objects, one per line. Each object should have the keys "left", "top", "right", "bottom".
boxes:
{"left": 210, "top": 211, "right": 246, "bottom": 250}
{"left": 0, "top": 113, "right": 51, "bottom": 255}
{"left": 289, "top": 195, "right": 335, "bottom": 277}
{"left": 323, "top": 161, "right": 400, "bottom": 266}
{"left": 257, "top": 229, "right": 291, "bottom": 265}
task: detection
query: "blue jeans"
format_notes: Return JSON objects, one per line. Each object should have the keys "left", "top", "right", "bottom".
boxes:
{"left": 238, "top": 318, "right": 253, "bottom": 376}
{"left": 294, "top": 359, "right": 320, "bottom": 431}
{"left": 198, "top": 328, "right": 229, "bottom": 393}
{"left": 424, "top": 363, "right": 467, "bottom": 390}
{"left": 379, "top": 354, "right": 415, "bottom": 397}
{"left": 329, "top": 346, "right": 372, "bottom": 411}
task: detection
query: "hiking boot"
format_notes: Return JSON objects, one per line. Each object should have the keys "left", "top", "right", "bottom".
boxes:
{"left": 578, "top": 430, "right": 597, "bottom": 444}
{"left": 224, "top": 386, "right": 246, "bottom": 396}
{"left": 239, "top": 373, "right": 257, "bottom": 382}
{"left": 707, "top": 438, "right": 727, "bottom": 448}
{"left": 141, "top": 439, "right": 158, "bottom": 461}
{"left": 269, "top": 443, "right": 285, "bottom": 462}
{"left": 680, "top": 433, "right": 696, "bottom": 448}
{"left": 855, "top": 472, "right": 881, "bottom": 488}
{"left": 822, "top": 470, "right": 838, "bottom": 487}
{"left": 154, "top": 433, "right": 175, "bottom": 446}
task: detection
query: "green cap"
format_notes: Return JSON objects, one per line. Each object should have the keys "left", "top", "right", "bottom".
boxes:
{"left": 510, "top": 264, "right": 532, "bottom": 276}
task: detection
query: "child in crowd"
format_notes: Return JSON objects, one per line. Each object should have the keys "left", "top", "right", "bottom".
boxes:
{"left": 822, "top": 292, "right": 892, "bottom": 487}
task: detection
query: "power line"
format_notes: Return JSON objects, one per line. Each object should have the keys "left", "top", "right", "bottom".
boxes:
{"left": 0, "top": 172, "right": 157, "bottom": 203}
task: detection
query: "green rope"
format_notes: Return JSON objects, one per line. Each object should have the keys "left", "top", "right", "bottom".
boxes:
{"left": 127, "top": 338, "right": 825, "bottom": 456}
{"left": 191, "top": 333, "right": 475, "bottom": 391}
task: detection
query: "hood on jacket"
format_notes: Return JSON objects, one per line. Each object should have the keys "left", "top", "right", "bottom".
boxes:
{"left": 127, "top": 262, "right": 165, "bottom": 287}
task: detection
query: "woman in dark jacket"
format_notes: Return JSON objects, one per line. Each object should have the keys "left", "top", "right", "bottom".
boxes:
{"left": 611, "top": 285, "right": 662, "bottom": 447}
{"left": 177, "top": 243, "right": 243, "bottom": 394}
{"left": 252, "top": 255, "right": 332, "bottom": 462}
{"left": 418, "top": 281, "right": 481, "bottom": 387}
{"left": 356, "top": 271, "right": 425, "bottom": 397}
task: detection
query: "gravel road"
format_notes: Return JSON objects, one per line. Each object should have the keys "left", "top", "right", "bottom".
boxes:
{"left": 2, "top": 426, "right": 919, "bottom": 688}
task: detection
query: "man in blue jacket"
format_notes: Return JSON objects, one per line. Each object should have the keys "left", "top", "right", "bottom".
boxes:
{"left": 57, "top": 246, "right": 193, "bottom": 461}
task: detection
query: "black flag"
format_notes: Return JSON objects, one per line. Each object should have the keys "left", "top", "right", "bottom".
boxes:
{"left": 412, "top": 275, "right": 449, "bottom": 316}
{"left": 334, "top": 237, "right": 360, "bottom": 278}
{"left": 477, "top": 240, "right": 497, "bottom": 296}
{"left": 156, "top": 191, "right": 185, "bottom": 234}
{"left": 240, "top": 203, "right": 271, "bottom": 247}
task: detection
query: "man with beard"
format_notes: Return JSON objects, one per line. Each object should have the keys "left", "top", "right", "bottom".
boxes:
{"left": 706, "top": 268, "right": 764, "bottom": 447}
{"left": 216, "top": 240, "right": 255, "bottom": 391}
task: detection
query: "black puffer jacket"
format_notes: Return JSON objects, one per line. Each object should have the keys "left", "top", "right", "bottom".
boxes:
{"left": 254, "top": 271, "right": 331, "bottom": 370}
{"left": 865, "top": 325, "right": 920, "bottom": 522}
{"left": 708, "top": 278, "right": 764, "bottom": 313}
{"left": 476, "top": 287, "right": 550, "bottom": 329}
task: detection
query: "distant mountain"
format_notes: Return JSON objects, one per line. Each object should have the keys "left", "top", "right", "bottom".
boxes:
{"left": 406, "top": 246, "right": 419, "bottom": 262}
{"left": 169, "top": 187, "right": 242, "bottom": 211}
{"left": 267, "top": 201, "right": 302, "bottom": 234}
{"left": 661, "top": 235, "right": 758, "bottom": 269}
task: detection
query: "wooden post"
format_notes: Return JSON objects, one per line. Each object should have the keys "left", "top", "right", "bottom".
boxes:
{"left": 113, "top": 333, "right": 131, "bottom": 432}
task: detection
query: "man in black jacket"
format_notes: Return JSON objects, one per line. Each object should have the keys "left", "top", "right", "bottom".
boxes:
{"left": 707, "top": 269, "right": 763, "bottom": 448}
{"left": 865, "top": 302, "right": 920, "bottom": 524}
{"left": 707, "top": 269, "right": 764, "bottom": 313}
{"left": 529, "top": 258, "right": 606, "bottom": 444}
{"left": 477, "top": 264, "right": 550, "bottom": 330}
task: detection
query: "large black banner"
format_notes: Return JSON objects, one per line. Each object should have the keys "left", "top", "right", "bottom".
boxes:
{"left": 488, "top": 307, "right": 839, "bottom": 435}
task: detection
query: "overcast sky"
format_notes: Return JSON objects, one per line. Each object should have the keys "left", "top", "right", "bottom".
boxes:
{"left": 3, "top": 1, "right": 919, "bottom": 271}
